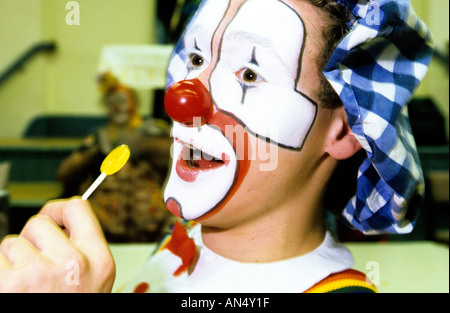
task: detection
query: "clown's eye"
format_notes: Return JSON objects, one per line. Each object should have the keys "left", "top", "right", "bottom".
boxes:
{"left": 188, "top": 53, "right": 205, "bottom": 69}
{"left": 236, "top": 68, "right": 265, "bottom": 85}
{"left": 242, "top": 69, "right": 256, "bottom": 82}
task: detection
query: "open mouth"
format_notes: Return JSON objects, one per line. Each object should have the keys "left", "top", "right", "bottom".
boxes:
{"left": 165, "top": 120, "right": 244, "bottom": 220}
{"left": 175, "top": 140, "right": 230, "bottom": 182}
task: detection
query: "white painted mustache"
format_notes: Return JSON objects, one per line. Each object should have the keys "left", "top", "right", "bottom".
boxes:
{"left": 170, "top": 118, "right": 279, "bottom": 172}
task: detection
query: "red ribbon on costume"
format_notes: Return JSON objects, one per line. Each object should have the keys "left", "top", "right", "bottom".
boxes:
{"left": 165, "top": 221, "right": 197, "bottom": 276}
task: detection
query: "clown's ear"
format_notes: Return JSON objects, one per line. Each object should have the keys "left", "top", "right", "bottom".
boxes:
{"left": 325, "top": 106, "right": 362, "bottom": 161}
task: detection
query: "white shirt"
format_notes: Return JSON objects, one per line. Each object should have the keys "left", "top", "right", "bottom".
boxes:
{"left": 126, "top": 224, "right": 354, "bottom": 293}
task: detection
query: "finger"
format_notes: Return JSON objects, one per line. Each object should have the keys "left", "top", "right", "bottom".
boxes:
{"left": 39, "top": 197, "right": 108, "bottom": 249}
{"left": 0, "top": 242, "right": 13, "bottom": 271}
{"left": 38, "top": 197, "right": 114, "bottom": 282}
{"left": 0, "top": 249, "right": 12, "bottom": 267}
{"left": 0, "top": 235, "right": 38, "bottom": 267}
{"left": 19, "top": 214, "right": 74, "bottom": 258}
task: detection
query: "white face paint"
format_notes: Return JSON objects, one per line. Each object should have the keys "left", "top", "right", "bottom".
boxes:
{"left": 165, "top": 0, "right": 234, "bottom": 220}
{"left": 165, "top": 122, "right": 238, "bottom": 220}
{"left": 166, "top": 0, "right": 230, "bottom": 86}
{"left": 164, "top": 0, "right": 317, "bottom": 220}
{"left": 211, "top": 0, "right": 317, "bottom": 149}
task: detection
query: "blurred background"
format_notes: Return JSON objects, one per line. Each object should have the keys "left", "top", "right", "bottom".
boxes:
{"left": 0, "top": 0, "right": 202, "bottom": 242}
{"left": 0, "top": 0, "right": 448, "bottom": 245}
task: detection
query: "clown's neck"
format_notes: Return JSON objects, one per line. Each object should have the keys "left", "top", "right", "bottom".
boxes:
{"left": 200, "top": 201, "right": 326, "bottom": 263}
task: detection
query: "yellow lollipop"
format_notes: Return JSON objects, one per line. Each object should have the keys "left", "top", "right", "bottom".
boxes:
{"left": 81, "top": 144, "right": 130, "bottom": 200}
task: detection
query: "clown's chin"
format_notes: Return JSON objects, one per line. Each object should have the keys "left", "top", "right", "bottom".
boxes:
{"left": 163, "top": 136, "right": 237, "bottom": 220}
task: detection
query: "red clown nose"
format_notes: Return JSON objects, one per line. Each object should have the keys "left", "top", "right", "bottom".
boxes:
{"left": 164, "top": 78, "right": 214, "bottom": 126}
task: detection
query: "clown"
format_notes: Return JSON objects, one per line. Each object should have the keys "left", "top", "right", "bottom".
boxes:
{"left": 0, "top": 0, "right": 432, "bottom": 293}
{"left": 126, "top": 0, "right": 362, "bottom": 292}
{"left": 163, "top": 0, "right": 318, "bottom": 222}
{"left": 122, "top": 0, "right": 431, "bottom": 292}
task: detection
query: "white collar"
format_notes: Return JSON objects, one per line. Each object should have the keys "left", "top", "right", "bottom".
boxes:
{"left": 130, "top": 224, "right": 354, "bottom": 293}
{"left": 188, "top": 225, "right": 354, "bottom": 292}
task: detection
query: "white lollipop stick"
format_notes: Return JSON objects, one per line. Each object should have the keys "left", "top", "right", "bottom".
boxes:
{"left": 81, "top": 172, "right": 107, "bottom": 200}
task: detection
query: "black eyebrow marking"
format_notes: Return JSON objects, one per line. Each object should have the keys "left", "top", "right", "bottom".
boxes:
{"left": 194, "top": 38, "right": 201, "bottom": 51}
{"left": 249, "top": 47, "right": 258, "bottom": 66}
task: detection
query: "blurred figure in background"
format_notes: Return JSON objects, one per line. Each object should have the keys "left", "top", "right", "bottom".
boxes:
{"left": 58, "top": 72, "right": 174, "bottom": 242}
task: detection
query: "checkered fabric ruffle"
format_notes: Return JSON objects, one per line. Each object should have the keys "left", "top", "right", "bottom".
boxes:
{"left": 324, "top": 0, "right": 434, "bottom": 234}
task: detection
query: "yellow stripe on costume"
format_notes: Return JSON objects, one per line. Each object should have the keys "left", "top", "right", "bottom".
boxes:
{"left": 305, "top": 269, "right": 377, "bottom": 293}
{"left": 156, "top": 235, "right": 172, "bottom": 253}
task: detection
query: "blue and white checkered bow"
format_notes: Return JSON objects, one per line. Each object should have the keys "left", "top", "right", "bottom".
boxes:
{"left": 325, "top": 0, "right": 434, "bottom": 234}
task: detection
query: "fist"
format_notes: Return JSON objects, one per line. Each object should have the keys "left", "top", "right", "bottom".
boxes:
{"left": 0, "top": 198, "right": 115, "bottom": 292}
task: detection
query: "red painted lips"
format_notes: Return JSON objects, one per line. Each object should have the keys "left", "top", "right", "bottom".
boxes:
{"left": 175, "top": 140, "right": 230, "bottom": 182}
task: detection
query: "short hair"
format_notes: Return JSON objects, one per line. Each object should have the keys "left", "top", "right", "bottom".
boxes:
{"left": 302, "top": 1, "right": 364, "bottom": 221}
{"left": 303, "top": 0, "right": 352, "bottom": 108}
